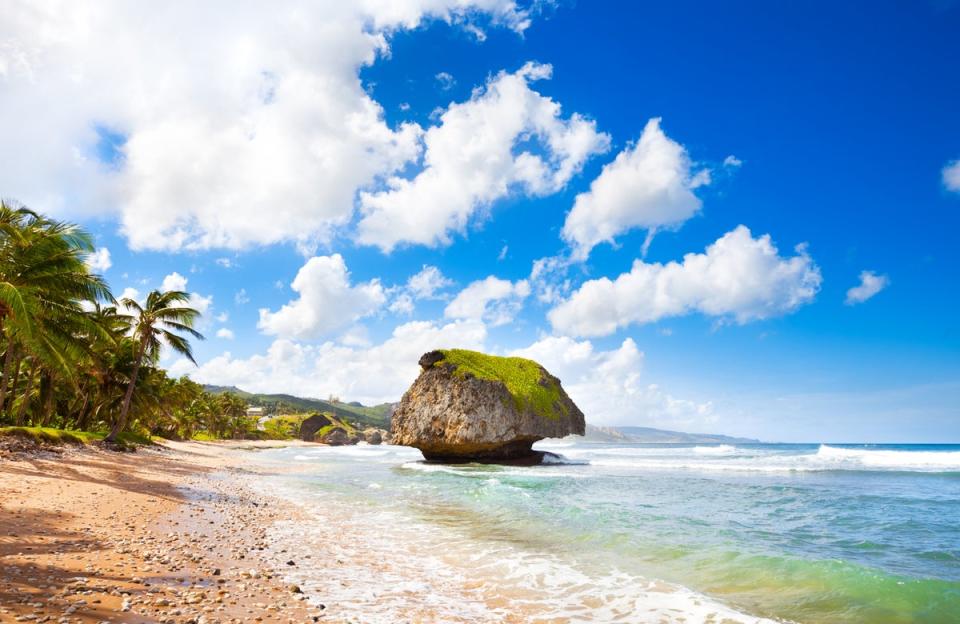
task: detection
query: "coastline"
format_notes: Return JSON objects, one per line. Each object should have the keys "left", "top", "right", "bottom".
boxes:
{"left": 0, "top": 440, "right": 327, "bottom": 624}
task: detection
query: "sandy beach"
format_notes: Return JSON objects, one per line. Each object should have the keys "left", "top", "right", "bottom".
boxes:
{"left": 0, "top": 440, "right": 329, "bottom": 624}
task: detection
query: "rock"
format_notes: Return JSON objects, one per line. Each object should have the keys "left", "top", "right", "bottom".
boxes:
{"left": 298, "top": 413, "right": 333, "bottom": 441}
{"left": 391, "top": 349, "right": 585, "bottom": 462}
{"left": 362, "top": 429, "right": 383, "bottom": 445}
{"left": 317, "top": 427, "right": 350, "bottom": 446}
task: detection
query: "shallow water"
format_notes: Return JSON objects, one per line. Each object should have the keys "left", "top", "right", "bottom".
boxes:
{"left": 250, "top": 442, "right": 960, "bottom": 623}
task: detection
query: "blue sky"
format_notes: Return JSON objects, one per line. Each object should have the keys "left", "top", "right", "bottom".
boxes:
{"left": 2, "top": 1, "right": 958, "bottom": 441}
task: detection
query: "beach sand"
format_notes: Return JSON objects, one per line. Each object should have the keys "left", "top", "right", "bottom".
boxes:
{"left": 0, "top": 439, "right": 329, "bottom": 624}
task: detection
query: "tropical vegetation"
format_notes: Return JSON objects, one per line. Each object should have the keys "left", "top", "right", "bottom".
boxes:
{"left": 0, "top": 201, "right": 263, "bottom": 444}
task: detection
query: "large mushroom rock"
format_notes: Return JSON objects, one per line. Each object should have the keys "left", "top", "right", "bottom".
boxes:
{"left": 298, "top": 413, "right": 332, "bottom": 441}
{"left": 391, "top": 349, "right": 585, "bottom": 462}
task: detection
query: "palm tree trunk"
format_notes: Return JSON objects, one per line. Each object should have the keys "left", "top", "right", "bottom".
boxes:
{"left": 38, "top": 372, "right": 55, "bottom": 427}
{"left": 74, "top": 391, "right": 90, "bottom": 431}
{"left": 16, "top": 359, "right": 38, "bottom": 426}
{"left": 106, "top": 339, "right": 147, "bottom": 442}
{"left": 0, "top": 337, "right": 17, "bottom": 416}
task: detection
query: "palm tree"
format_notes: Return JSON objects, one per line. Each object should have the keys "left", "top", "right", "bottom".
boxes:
{"left": 104, "top": 290, "right": 204, "bottom": 442}
{"left": 0, "top": 203, "right": 112, "bottom": 417}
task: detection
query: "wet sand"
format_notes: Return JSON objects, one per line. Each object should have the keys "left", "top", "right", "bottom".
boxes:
{"left": 0, "top": 439, "right": 330, "bottom": 624}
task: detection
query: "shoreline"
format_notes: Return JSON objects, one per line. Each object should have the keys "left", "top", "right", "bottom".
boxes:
{"left": 0, "top": 440, "right": 328, "bottom": 624}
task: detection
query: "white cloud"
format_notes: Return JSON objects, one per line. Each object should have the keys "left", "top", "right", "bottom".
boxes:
{"left": 389, "top": 292, "right": 415, "bottom": 315}
{"left": 189, "top": 292, "right": 213, "bottom": 317}
{"left": 529, "top": 255, "right": 572, "bottom": 304}
{"left": 215, "top": 312, "right": 229, "bottom": 323}
{"left": 407, "top": 265, "right": 454, "bottom": 299}
{"left": 174, "top": 318, "right": 487, "bottom": 405}
{"left": 943, "top": 159, "right": 960, "bottom": 193}
{"left": 161, "top": 272, "right": 188, "bottom": 292}
{"left": 723, "top": 155, "right": 743, "bottom": 168}
{"left": 511, "top": 336, "right": 714, "bottom": 428}
{"left": 258, "top": 254, "right": 385, "bottom": 340}
{"left": 235, "top": 289, "right": 250, "bottom": 305}
{"left": 0, "top": 1, "right": 535, "bottom": 252}
{"left": 215, "top": 257, "right": 233, "bottom": 269}
{"left": 216, "top": 327, "right": 235, "bottom": 340}
{"left": 845, "top": 270, "right": 889, "bottom": 305}
{"left": 435, "top": 71, "right": 455, "bottom": 90}
{"left": 159, "top": 271, "right": 213, "bottom": 320}
{"left": 561, "top": 118, "right": 708, "bottom": 261}
{"left": 174, "top": 316, "right": 715, "bottom": 428}
{"left": 118, "top": 286, "right": 140, "bottom": 304}
{"left": 357, "top": 62, "right": 610, "bottom": 251}
{"left": 550, "top": 225, "right": 822, "bottom": 337}
{"left": 85, "top": 247, "right": 112, "bottom": 272}
{"left": 445, "top": 276, "right": 530, "bottom": 326}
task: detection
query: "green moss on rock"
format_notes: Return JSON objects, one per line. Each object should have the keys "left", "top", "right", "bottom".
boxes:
{"left": 431, "top": 349, "right": 568, "bottom": 420}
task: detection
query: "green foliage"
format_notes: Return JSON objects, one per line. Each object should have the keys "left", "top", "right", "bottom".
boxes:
{"left": 0, "top": 200, "right": 377, "bottom": 446}
{"left": 203, "top": 385, "right": 391, "bottom": 428}
{"left": 260, "top": 413, "right": 307, "bottom": 440}
{"left": 0, "top": 426, "right": 98, "bottom": 444}
{"left": 433, "top": 349, "right": 567, "bottom": 420}
{"left": 0, "top": 426, "right": 154, "bottom": 447}
{"left": 314, "top": 414, "right": 355, "bottom": 439}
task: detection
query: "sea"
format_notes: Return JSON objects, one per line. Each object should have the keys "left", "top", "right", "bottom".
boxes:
{"left": 245, "top": 441, "right": 960, "bottom": 623}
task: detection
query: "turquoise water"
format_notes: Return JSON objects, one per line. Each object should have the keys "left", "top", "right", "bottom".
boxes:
{"left": 254, "top": 442, "right": 960, "bottom": 623}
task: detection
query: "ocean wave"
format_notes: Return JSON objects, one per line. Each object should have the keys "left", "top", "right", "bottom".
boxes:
{"left": 258, "top": 492, "right": 779, "bottom": 624}
{"left": 540, "top": 452, "right": 589, "bottom": 465}
{"left": 693, "top": 444, "right": 738, "bottom": 456}
{"left": 815, "top": 445, "right": 960, "bottom": 470}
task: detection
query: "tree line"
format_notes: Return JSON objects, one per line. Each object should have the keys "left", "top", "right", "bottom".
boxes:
{"left": 0, "top": 201, "right": 261, "bottom": 442}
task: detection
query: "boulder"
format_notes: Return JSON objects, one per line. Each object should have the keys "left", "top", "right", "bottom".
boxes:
{"left": 298, "top": 413, "right": 333, "bottom": 441}
{"left": 391, "top": 349, "right": 585, "bottom": 462}
{"left": 363, "top": 429, "right": 383, "bottom": 445}
{"left": 318, "top": 427, "right": 350, "bottom": 446}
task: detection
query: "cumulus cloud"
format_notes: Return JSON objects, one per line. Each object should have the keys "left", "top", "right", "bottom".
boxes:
{"left": 160, "top": 272, "right": 188, "bottom": 292}
{"left": 216, "top": 328, "right": 235, "bottom": 340}
{"left": 407, "top": 265, "right": 454, "bottom": 299}
{"left": 174, "top": 317, "right": 713, "bottom": 428}
{"left": 158, "top": 271, "right": 213, "bottom": 321}
{"left": 357, "top": 62, "right": 610, "bottom": 251}
{"left": 173, "top": 319, "right": 488, "bottom": 405}
{"left": 845, "top": 270, "right": 889, "bottom": 305}
{"left": 0, "top": 1, "right": 536, "bottom": 252}
{"left": 118, "top": 286, "right": 140, "bottom": 304}
{"left": 511, "top": 336, "right": 714, "bottom": 428}
{"left": 445, "top": 276, "right": 530, "bottom": 326}
{"left": 387, "top": 265, "right": 455, "bottom": 315}
{"left": 85, "top": 247, "right": 111, "bottom": 272}
{"left": 943, "top": 159, "right": 960, "bottom": 193}
{"left": 258, "top": 254, "right": 386, "bottom": 340}
{"left": 561, "top": 118, "right": 708, "bottom": 261}
{"left": 388, "top": 293, "right": 415, "bottom": 315}
{"left": 723, "top": 155, "right": 743, "bottom": 168}
{"left": 550, "top": 225, "right": 822, "bottom": 337}
{"left": 435, "top": 71, "right": 456, "bottom": 90}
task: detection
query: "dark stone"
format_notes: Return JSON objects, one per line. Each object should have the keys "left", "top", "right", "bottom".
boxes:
{"left": 418, "top": 350, "right": 445, "bottom": 370}
{"left": 298, "top": 413, "right": 333, "bottom": 441}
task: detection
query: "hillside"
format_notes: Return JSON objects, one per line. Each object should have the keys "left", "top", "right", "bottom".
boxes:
{"left": 580, "top": 424, "right": 759, "bottom": 444}
{"left": 203, "top": 386, "right": 757, "bottom": 443}
{"left": 203, "top": 385, "right": 393, "bottom": 429}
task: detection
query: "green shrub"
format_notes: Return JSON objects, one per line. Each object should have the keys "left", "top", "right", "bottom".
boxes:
{"left": 432, "top": 349, "right": 567, "bottom": 420}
